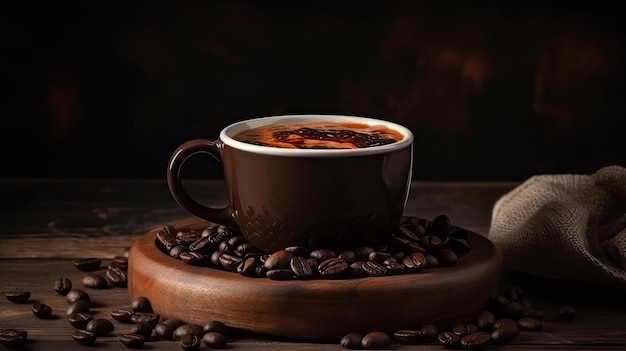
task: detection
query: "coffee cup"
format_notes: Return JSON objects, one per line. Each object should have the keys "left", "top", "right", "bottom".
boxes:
{"left": 167, "top": 114, "right": 413, "bottom": 253}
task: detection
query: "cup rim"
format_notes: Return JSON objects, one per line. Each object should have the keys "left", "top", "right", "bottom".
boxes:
{"left": 219, "top": 114, "right": 414, "bottom": 157}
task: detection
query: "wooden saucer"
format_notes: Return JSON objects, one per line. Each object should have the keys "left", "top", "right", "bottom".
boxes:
{"left": 128, "top": 219, "right": 503, "bottom": 341}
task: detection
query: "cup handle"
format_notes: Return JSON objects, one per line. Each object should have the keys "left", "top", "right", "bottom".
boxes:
{"left": 167, "top": 139, "right": 237, "bottom": 228}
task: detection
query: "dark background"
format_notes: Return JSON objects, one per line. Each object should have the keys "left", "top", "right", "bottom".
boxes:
{"left": 1, "top": 0, "right": 624, "bottom": 181}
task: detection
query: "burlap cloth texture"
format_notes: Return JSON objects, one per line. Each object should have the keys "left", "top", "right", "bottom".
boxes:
{"left": 488, "top": 165, "right": 626, "bottom": 289}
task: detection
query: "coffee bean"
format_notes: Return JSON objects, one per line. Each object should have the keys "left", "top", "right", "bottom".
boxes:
{"left": 218, "top": 253, "right": 243, "bottom": 272}
{"left": 68, "top": 312, "right": 93, "bottom": 330}
{"left": 437, "top": 331, "right": 461, "bottom": 349}
{"left": 368, "top": 251, "right": 391, "bottom": 263}
{"left": 431, "top": 214, "right": 451, "bottom": 236}
{"left": 425, "top": 254, "right": 439, "bottom": 267}
{"left": 340, "top": 332, "right": 363, "bottom": 349}
{"left": 354, "top": 247, "right": 375, "bottom": 261}
{"left": 237, "top": 257, "right": 260, "bottom": 277}
{"left": 4, "top": 290, "right": 30, "bottom": 303}
{"left": 339, "top": 250, "right": 358, "bottom": 264}
{"left": 119, "top": 333, "right": 145, "bottom": 349}
{"left": 264, "top": 250, "right": 293, "bottom": 270}
{"left": 188, "top": 236, "right": 215, "bottom": 254}
{"left": 310, "top": 249, "right": 336, "bottom": 261}
{"left": 393, "top": 329, "right": 422, "bottom": 345}
{"left": 518, "top": 316, "right": 542, "bottom": 331}
{"left": 32, "top": 302, "right": 52, "bottom": 319}
{"left": 66, "top": 289, "right": 90, "bottom": 303}
{"left": 420, "top": 324, "right": 439, "bottom": 341}
{"left": 499, "top": 301, "right": 523, "bottom": 319}
{"left": 559, "top": 304, "right": 576, "bottom": 321}
{"left": 403, "top": 252, "right": 427, "bottom": 271}
{"left": 397, "top": 225, "right": 423, "bottom": 242}
{"left": 266, "top": 269, "right": 294, "bottom": 280}
{"left": 131, "top": 312, "right": 160, "bottom": 327}
{"left": 491, "top": 318, "right": 520, "bottom": 344}
{"left": 111, "top": 308, "right": 135, "bottom": 323}
{"left": 74, "top": 258, "right": 102, "bottom": 272}
{"left": 180, "top": 251, "right": 210, "bottom": 266}
{"left": 113, "top": 255, "right": 129, "bottom": 266}
{"left": 448, "top": 237, "right": 471, "bottom": 257}
{"left": 318, "top": 257, "right": 349, "bottom": 278}
{"left": 130, "top": 322, "right": 154, "bottom": 340}
{"left": 71, "top": 330, "right": 97, "bottom": 346}
{"left": 82, "top": 273, "right": 109, "bottom": 289}
{"left": 202, "top": 331, "right": 227, "bottom": 349}
{"left": 131, "top": 296, "right": 152, "bottom": 312}
{"left": 176, "top": 230, "right": 202, "bottom": 245}
{"left": 173, "top": 324, "right": 204, "bottom": 340}
{"left": 0, "top": 328, "right": 28, "bottom": 348}
{"left": 422, "top": 235, "right": 444, "bottom": 251}
{"left": 180, "top": 334, "right": 202, "bottom": 351}
{"left": 86, "top": 318, "right": 114, "bottom": 336}
{"left": 460, "top": 331, "right": 491, "bottom": 350}
{"left": 227, "top": 235, "right": 246, "bottom": 248}
{"left": 290, "top": 256, "right": 313, "bottom": 279}
{"left": 361, "top": 331, "right": 391, "bottom": 349}
{"left": 106, "top": 267, "right": 128, "bottom": 287}
{"left": 202, "top": 320, "right": 229, "bottom": 335}
{"left": 475, "top": 310, "right": 496, "bottom": 331}
{"left": 362, "top": 261, "right": 387, "bottom": 277}
{"left": 384, "top": 261, "right": 407, "bottom": 275}
{"left": 156, "top": 319, "right": 185, "bottom": 339}
{"left": 452, "top": 323, "right": 479, "bottom": 336}
{"left": 437, "top": 248, "right": 458, "bottom": 266}
{"left": 156, "top": 225, "right": 178, "bottom": 252}
{"left": 170, "top": 245, "right": 189, "bottom": 259}
{"left": 53, "top": 278, "right": 72, "bottom": 296}
{"left": 67, "top": 300, "right": 90, "bottom": 316}
{"left": 235, "top": 242, "right": 257, "bottom": 256}
{"left": 392, "top": 236, "right": 426, "bottom": 253}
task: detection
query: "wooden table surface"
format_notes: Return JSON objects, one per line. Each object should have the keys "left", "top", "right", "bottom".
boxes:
{"left": 1, "top": 179, "right": 625, "bottom": 350}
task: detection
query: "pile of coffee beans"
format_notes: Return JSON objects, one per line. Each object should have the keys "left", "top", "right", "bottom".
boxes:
{"left": 339, "top": 285, "right": 577, "bottom": 350}
{"left": 155, "top": 215, "right": 472, "bottom": 280}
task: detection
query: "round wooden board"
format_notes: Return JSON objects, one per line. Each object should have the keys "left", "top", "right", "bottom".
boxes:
{"left": 128, "top": 219, "right": 504, "bottom": 342}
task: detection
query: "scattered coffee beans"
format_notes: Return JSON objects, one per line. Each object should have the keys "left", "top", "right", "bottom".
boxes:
{"left": 518, "top": 316, "right": 542, "bottom": 331}
{"left": 173, "top": 324, "right": 204, "bottom": 340}
{"left": 81, "top": 273, "right": 109, "bottom": 289}
{"left": 74, "top": 257, "right": 102, "bottom": 272}
{"left": 131, "top": 296, "right": 153, "bottom": 312}
{"left": 361, "top": 331, "right": 392, "bottom": 349}
{"left": 67, "top": 300, "right": 90, "bottom": 317}
{"left": 31, "top": 302, "right": 52, "bottom": 319}
{"left": 71, "top": 330, "right": 97, "bottom": 346}
{"left": 53, "top": 277, "right": 72, "bottom": 295}
{"left": 4, "top": 290, "right": 30, "bottom": 303}
{"left": 460, "top": 330, "right": 491, "bottom": 349}
{"left": 85, "top": 318, "right": 114, "bottom": 336}
{"left": 66, "top": 289, "right": 90, "bottom": 303}
{"left": 181, "top": 334, "right": 202, "bottom": 351}
{"left": 202, "top": 320, "right": 229, "bottom": 335}
{"left": 119, "top": 333, "right": 145, "bottom": 349}
{"left": 68, "top": 312, "right": 93, "bottom": 330}
{"left": 110, "top": 308, "right": 135, "bottom": 323}
{"left": 341, "top": 332, "right": 364, "bottom": 349}
{"left": 0, "top": 329, "right": 27, "bottom": 348}
{"left": 131, "top": 322, "right": 154, "bottom": 339}
{"left": 156, "top": 319, "right": 185, "bottom": 340}
{"left": 393, "top": 329, "right": 422, "bottom": 345}
{"left": 202, "top": 331, "right": 228, "bottom": 349}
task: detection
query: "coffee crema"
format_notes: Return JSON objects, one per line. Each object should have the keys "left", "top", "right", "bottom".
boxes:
{"left": 232, "top": 122, "right": 403, "bottom": 149}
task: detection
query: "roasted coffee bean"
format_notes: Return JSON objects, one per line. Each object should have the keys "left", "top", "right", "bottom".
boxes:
{"left": 255, "top": 264, "right": 268, "bottom": 277}
{"left": 176, "top": 229, "right": 202, "bottom": 244}
{"left": 173, "top": 324, "right": 204, "bottom": 339}
{"left": 156, "top": 319, "right": 185, "bottom": 339}
{"left": 110, "top": 308, "right": 135, "bottom": 323}
{"left": 201, "top": 223, "right": 221, "bottom": 237}
{"left": 397, "top": 225, "right": 423, "bottom": 242}
{"left": 518, "top": 316, "right": 542, "bottom": 331}
{"left": 131, "top": 312, "right": 160, "bottom": 327}
{"left": 227, "top": 235, "right": 246, "bottom": 248}
{"left": 264, "top": 250, "right": 294, "bottom": 270}
{"left": 422, "top": 235, "right": 444, "bottom": 251}
{"left": 349, "top": 261, "right": 367, "bottom": 277}
{"left": 235, "top": 242, "right": 256, "bottom": 256}
{"left": 113, "top": 255, "right": 129, "bottom": 266}
{"left": 219, "top": 253, "right": 243, "bottom": 272}
{"left": 106, "top": 266, "right": 128, "bottom": 287}
{"left": 71, "top": 330, "right": 96, "bottom": 346}
{"left": 266, "top": 269, "right": 294, "bottom": 280}
{"left": 218, "top": 241, "right": 233, "bottom": 253}
{"left": 32, "top": 302, "right": 52, "bottom": 319}
{"left": 437, "top": 248, "right": 458, "bottom": 266}
{"left": 340, "top": 332, "right": 363, "bottom": 349}
{"left": 452, "top": 323, "right": 479, "bottom": 336}
{"left": 74, "top": 257, "right": 102, "bottom": 272}
{"left": 475, "top": 310, "right": 496, "bottom": 331}
{"left": 237, "top": 257, "right": 260, "bottom": 277}
{"left": 368, "top": 251, "right": 391, "bottom": 263}
{"left": 66, "top": 289, "right": 90, "bottom": 303}
{"left": 499, "top": 301, "right": 523, "bottom": 319}
{"left": 4, "top": 290, "right": 30, "bottom": 303}
{"left": 339, "top": 250, "right": 358, "bottom": 264}
{"left": 156, "top": 225, "right": 178, "bottom": 252}
{"left": 290, "top": 256, "right": 313, "bottom": 279}
{"left": 491, "top": 318, "right": 520, "bottom": 344}
{"left": 131, "top": 296, "right": 152, "bottom": 312}
{"left": 310, "top": 249, "right": 336, "bottom": 261}
{"left": 202, "top": 320, "right": 229, "bottom": 335}
{"left": 420, "top": 324, "right": 439, "bottom": 341}
{"left": 210, "top": 251, "right": 223, "bottom": 266}
{"left": 188, "top": 236, "right": 215, "bottom": 253}
{"left": 67, "top": 300, "right": 90, "bottom": 316}
{"left": 169, "top": 245, "right": 189, "bottom": 259}
{"left": 82, "top": 273, "right": 109, "bottom": 289}
{"left": 362, "top": 261, "right": 387, "bottom": 277}
{"left": 448, "top": 237, "right": 471, "bottom": 257}
{"left": 461, "top": 331, "right": 491, "bottom": 350}
{"left": 53, "top": 277, "right": 72, "bottom": 296}
{"left": 384, "top": 261, "right": 407, "bottom": 275}
{"left": 361, "top": 331, "right": 391, "bottom": 349}
{"left": 392, "top": 236, "right": 426, "bottom": 253}
{"left": 107, "top": 259, "right": 127, "bottom": 270}
{"left": 431, "top": 214, "right": 451, "bottom": 236}
{"left": 559, "top": 304, "right": 576, "bottom": 321}
{"left": 354, "top": 246, "right": 375, "bottom": 261}
{"left": 68, "top": 312, "right": 93, "bottom": 330}
{"left": 393, "top": 329, "right": 422, "bottom": 345}
{"left": 119, "top": 333, "right": 145, "bottom": 349}
{"left": 318, "top": 257, "right": 349, "bottom": 278}
{"left": 180, "top": 251, "right": 210, "bottom": 266}
{"left": 131, "top": 322, "right": 154, "bottom": 338}
{"left": 403, "top": 252, "right": 427, "bottom": 271}
{"left": 0, "top": 329, "right": 27, "bottom": 349}
{"left": 438, "top": 331, "right": 461, "bottom": 349}
{"left": 425, "top": 254, "right": 439, "bottom": 267}
{"left": 181, "top": 334, "right": 202, "bottom": 351}
{"left": 86, "top": 318, "right": 114, "bottom": 336}
{"left": 202, "top": 331, "right": 227, "bottom": 349}
{"left": 199, "top": 227, "right": 233, "bottom": 250}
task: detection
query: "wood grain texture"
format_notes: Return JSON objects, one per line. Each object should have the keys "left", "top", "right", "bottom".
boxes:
{"left": 128, "top": 220, "right": 504, "bottom": 341}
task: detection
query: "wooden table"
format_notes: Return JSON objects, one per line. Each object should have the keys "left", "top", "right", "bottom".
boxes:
{"left": 1, "top": 179, "right": 624, "bottom": 350}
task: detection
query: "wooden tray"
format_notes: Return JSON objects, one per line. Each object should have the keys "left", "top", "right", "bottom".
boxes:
{"left": 128, "top": 219, "right": 504, "bottom": 342}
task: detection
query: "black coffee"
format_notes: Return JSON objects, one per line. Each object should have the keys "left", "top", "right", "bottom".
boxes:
{"left": 232, "top": 122, "right": 403, "bottom": 149}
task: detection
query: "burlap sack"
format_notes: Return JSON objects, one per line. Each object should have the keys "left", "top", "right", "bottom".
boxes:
{"left": 488, "top": 165, "right": 626, "bottom": 289}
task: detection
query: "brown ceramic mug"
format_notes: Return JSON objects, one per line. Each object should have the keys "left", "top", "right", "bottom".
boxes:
{"left": 167, "top": 114, "right": 414, "bottom": 253}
